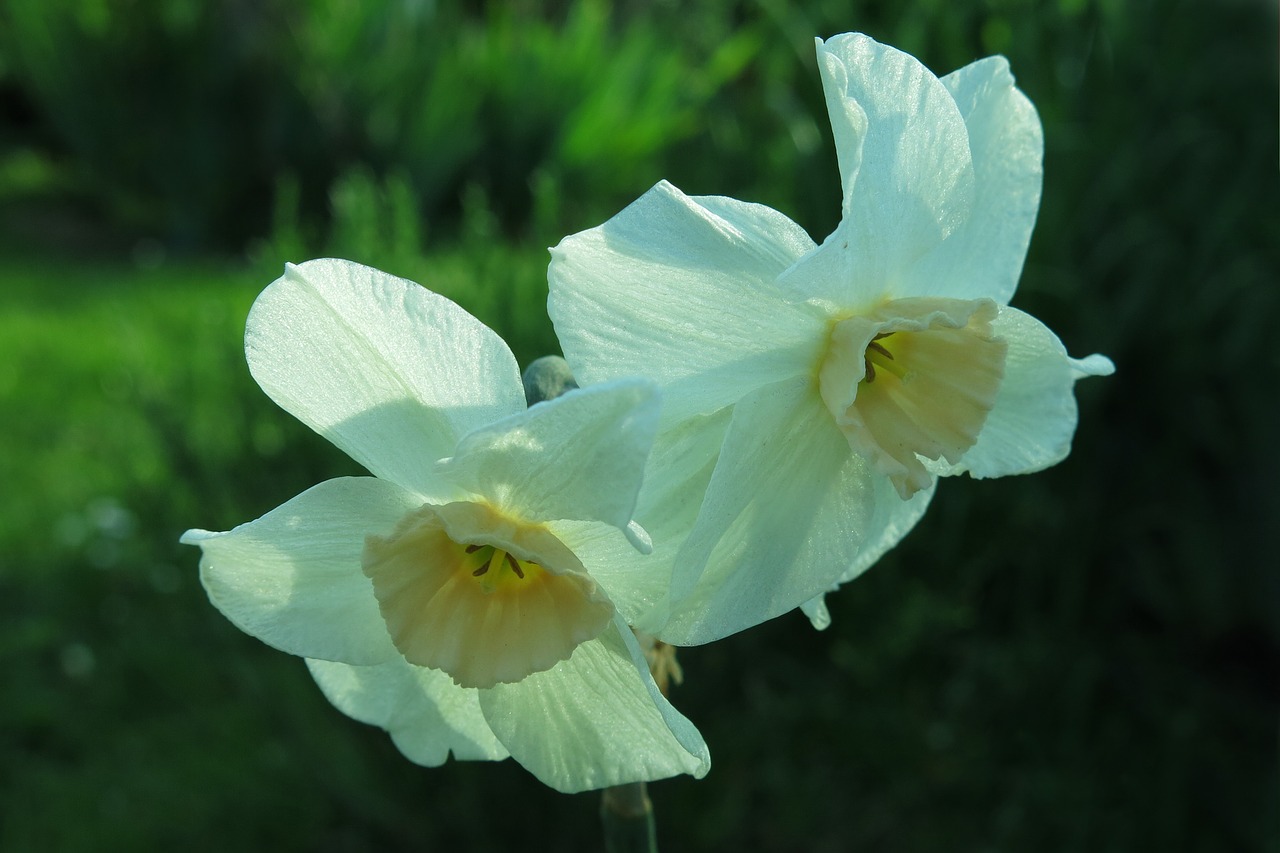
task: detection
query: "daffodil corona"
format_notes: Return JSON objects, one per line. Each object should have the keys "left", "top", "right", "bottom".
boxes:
{"left": 548, "top": 33, "right": 1114, "bottom": 643}
{"left": 362, "top": 499, "right": 612, "bottom": 688}
{"left": 818, "top": 297, "right": 1008, "bottom": 500}
{"left": 182, "top": 259, "right": 709, "bottom": 793}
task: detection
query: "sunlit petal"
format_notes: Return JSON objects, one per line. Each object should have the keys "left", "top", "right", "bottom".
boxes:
{"left": 549, "top": 180, "right": 827, "bottom": 426}
{"left": 895, "top": 56, "right": 1044, "bottom": 304}
{"left": 246, "top": 259, "right": 525, "bottom": 495}
{"left": 435, "top": 378, "right": 659, "bottom": 533}
{"left": 803, "top": 33, "right": 974, "bottom": 301}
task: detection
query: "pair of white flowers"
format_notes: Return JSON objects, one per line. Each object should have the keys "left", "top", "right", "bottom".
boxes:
{"left": 183, "top": 33, "right": 1112, "bottom": 793}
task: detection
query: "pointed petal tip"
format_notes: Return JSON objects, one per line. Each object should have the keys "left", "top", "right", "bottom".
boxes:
{"left": 179, "top": 528, "right": 213, "bottom": 546}
{"left": 818, "top": 31, "right": 873, "bottom": 54}
{"left": 801, "top": 595, "right": 833, "bottom": 631}
{"left": 1074, "top": 353, "right": 1116, "bottom": 377}
{"left": 624, "top": 521, "right": 653, "bottom": 555}
{"left": 281, "top": 260, "right": 309, "bottom": 282}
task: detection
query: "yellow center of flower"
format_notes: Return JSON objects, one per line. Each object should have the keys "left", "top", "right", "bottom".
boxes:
{"left": 464, "top": 543, "right": 544, "bottom": 591}
{"left": 362, "top": 500, "right": 614, "bottom": 689}
{"left": 862, "top": 332, "right": 906, "bottom": 383}
{"left": 817, "top": 296, "right": 1008, "bottom": 499}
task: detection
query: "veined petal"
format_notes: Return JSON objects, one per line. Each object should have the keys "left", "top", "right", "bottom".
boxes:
{"left": 931, "top": 306, "right": 1115, "bottom": 479}
{"left": 181, "top": 477, "right": 418, "bottom": 665}
{"left": 246, "top": 259, "right": 525, "bottom": 496}
{"left": 306, "top": 658, "right": 509, "bottom": 764}
{"left": 816, "top": 38, "right": 868, "bottom": 225}
{"left": 660, "top": 377, "right": 934, "bottom": 645}
{"left": 798, "top": 464, "right": 938, "bottom": 631}
{"left": 549, "top": 180, "right": 827, "bottom": 426}
{"left": 802, "top": 34, "right": 974, "bottom": 300}
{"left": 434, "top": 379, "right": 659, "bottom": 534}
{"left": 479, "top": 614, "right": 710, "bottom": 793}
{"left": 551, "top": 404, "right": 731, "bottom": 632}
{"left": 895, "top": 56, "right": 1044, "bottom": 305}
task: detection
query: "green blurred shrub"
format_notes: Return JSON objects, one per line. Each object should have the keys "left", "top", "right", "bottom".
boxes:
{"left": 294, "top": 1, "right": 714, "bottom": 230}
{"left": 0, "top": 0, "right": 761, "bottom": 249}
{"left": 0, "top": 2, "right": 1276, "bottom": 848}
{"left": 0, "top": 0, "right": 331, "bottom": 248}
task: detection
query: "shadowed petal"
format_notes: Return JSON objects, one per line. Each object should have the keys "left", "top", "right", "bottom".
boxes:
{"left": 306, "top": 658, "right": 509, "bottom": 764}
{"left": 931, "top": 306, "right": 1115, "bottom": 478}
{"left": 660, "top": 377, "right": 934, "bottom": 645}
{"left": 182, "top": 476, "right": 420, "bottom": 665}
{"left": 479, "top": 615, "right": 710, "bottom": 793}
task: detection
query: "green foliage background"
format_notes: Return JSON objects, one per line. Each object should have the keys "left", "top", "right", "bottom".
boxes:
{"left": 0, "top": 0, "right": 1275, "bottom": 850}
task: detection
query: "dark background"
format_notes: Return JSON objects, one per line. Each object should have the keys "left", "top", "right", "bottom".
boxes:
{"left": 0, "top": 0, "right": 1275, "bottom": 850}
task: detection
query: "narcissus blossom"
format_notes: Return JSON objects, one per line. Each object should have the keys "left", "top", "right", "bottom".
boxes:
{"left": 548, "top": 33, "right": 1114, "bottom": 643}
{"left": 181, "top": 259, "right": 708, "bottom": 793}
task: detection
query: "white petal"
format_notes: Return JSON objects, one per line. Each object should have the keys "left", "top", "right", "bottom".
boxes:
{"left": 549, "top": 180, "right": 826, "bottom": 426}
{"left": 551, "top": 521, "right": 664, "bottom": 628}
{"left": 246, "top": 259, "right": 525, "bottom": 496}
{"left": 550, "top": 405, "right": 732, "bottom": 632}
{"left": 936, "top": 306, "right": 1114, "bottom": 478}
{"left": 479, "top": 615, "right": 709, "bottom": 793}
{"left": 796, "top": 34, "right": 974, "bottom": 303}
{"left": 434, "top": 379, "right": 660, "bottom": 533}
{"left": 895, "top": 56, "right": 1044, "bottom": 305}
{"left": 659, "top": 377, "right": 934, "bottom": 645}
{"left": 814, "top": 36, "right": 869, "bottom": 225}
{"left": 306, "top": 658, "right": 509, "bottom": 764}
{"left": 182, "top": 477, "right": 419, "bottom": 665}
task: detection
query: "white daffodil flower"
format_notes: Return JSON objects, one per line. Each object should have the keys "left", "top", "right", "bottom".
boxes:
{"left": 181, "top": 258, "right": 708, "bottom": 793}
{"left": 547, "top": 33, "right": 1114, "bottom": 644}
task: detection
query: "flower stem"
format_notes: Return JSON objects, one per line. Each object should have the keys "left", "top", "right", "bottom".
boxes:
{"left": 601, "top": 781, "right": 657, "bottom": 853}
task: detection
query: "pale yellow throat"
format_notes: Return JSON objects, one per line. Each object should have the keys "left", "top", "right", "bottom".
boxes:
{"left": 362, "top": 500, "right": 614, "bottom": 689}
{"left": 818, "top": 297, "right": 1008, "bottom": 499}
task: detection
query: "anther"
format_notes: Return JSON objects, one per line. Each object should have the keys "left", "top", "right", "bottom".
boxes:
{"left": 504, "top": 552, "right": 525, "bottom": 579}
{"left": 866, "top": 340, "right": 894, "bottom": 360}
{"left": 863, "top": 334, "right": 896, "bottom": 384}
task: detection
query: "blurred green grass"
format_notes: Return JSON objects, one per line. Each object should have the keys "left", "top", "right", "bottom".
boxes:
{"left": 0, "top": 0, "right": 1276, "bottom": 850}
